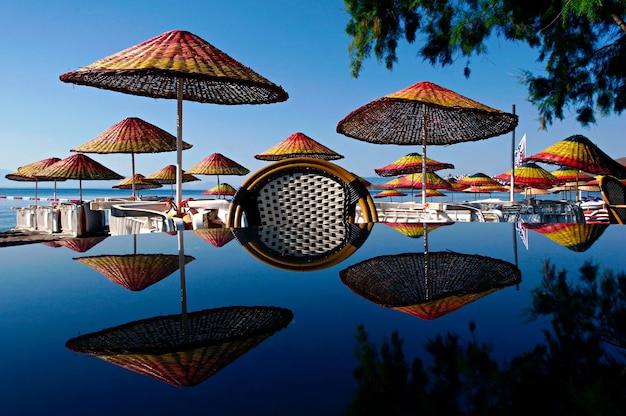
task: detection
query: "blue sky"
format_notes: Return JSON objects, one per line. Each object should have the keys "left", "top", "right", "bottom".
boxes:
{"left": 1, "top": 0, "right": 624, "bottom": 188}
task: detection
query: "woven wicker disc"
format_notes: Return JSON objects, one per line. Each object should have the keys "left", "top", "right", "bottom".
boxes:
{"left": 255, "top": 132, "right": 344, "bottom": 161}
{"left": 65, "top": 306, "right": 293, "bottom": 387}
{"left": 336, "top": 81, "right": 518, "bottom": 146}
{"left": 340, "top": 251, "right": 521, "bottom": 320}
{"left": 74, "top": 254, "right": 195, "bottom": 291}
{"left": 59, "top": 30, "right": 288, "bottom": 105}
{"left": 72, "top": 117, "right": 192, "bottom": 154}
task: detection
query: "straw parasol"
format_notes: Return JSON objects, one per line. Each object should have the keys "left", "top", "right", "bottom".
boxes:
{"left": 59, "top": 29, "right": 288, "bottom": 205}
{"left": 524, "top": 134, "right": 626, "bottom": 200}
{"left": 340, "top": 251, "right": 521, "bottom": 320}
{"left": 374, "top": 189, "right": 407, "bottom": 201}
{"left": 201, "top": 183, "right": 237, "bottom": 198}
{"left": 255, "top": 131, "right": 343, "bottom": 161}
{"left": 337, "top": 81, "right": 518, "bottom": 204}
{"left": 5, "top": 157, "right": 64, "bottom": 203}
{"left": 35, "top": 154, "right": 123, "bottom": 201}
{"left": 495, "top": 162, "right": 563, "bottom": 199}
{"left": 374, "top": 152, "right": 454, "bottom": 177}
{"left": 186, "top": 153, "right": 249, "bottom": 199}
{"left": 71, "top": 117, "right": 192, "bottom": 198}
{"left": 112, "top": 174, "right": 162, "bottom": 191}
{"left": 145, "top": 164, "right": 200, "bottom": 198}
{"left": 525, "top": 134, "right": 626, "bottom": 177}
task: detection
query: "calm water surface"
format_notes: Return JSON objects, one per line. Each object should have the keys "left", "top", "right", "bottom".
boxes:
{"left": 0, "top": 220, "right": 623, "bottom": 415}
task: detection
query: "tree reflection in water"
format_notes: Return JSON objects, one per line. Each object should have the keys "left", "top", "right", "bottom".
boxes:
{"left": 349, "top": 260, "right": 626, "bottom": 415}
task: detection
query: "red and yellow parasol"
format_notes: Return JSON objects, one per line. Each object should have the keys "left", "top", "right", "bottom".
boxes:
{"left": 337, "top": 81, "right": 517, "bottom": 204}
{"left": 186, "top": 153, "right": 249, "bottom": 199}
{"left": 60, "top": 29, "right": 288, "bottom": 205}
{"left": 201, "top": 183, "right": 237, "bottom": 198}
{"left": 374, "top": 153, "right": 454, "bottom": 177}
{"left": 255, "top": 132, "right": 343, "bottom": 161}
{"left": 35, "top": 154, "right": 124, "bottom": 201}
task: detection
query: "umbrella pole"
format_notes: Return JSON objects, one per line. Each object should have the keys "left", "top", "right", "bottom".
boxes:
{"left": 421, "top": 120, "right": 427, "bottom": 206}
{"left": 510, "top": 104, "right": 516, "bottom": 202}
{"left": 79, "top": 179, "right": 83, "bottom": 202}
{"left": 177, "top": 230, "right": 189, "bottom": 343}
{"left": 131, "top": 153, "right": 136, "bottom": 199}
{"left": 176, "top": 77, "right": 184, "bottom": 207}
{"left": 34, "top": 180, "right": 39, "bottom": 230}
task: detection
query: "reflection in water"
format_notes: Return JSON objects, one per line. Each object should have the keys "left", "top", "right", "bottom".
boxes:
{"left": 41, "top": 235, "right": 108, "bottom": 253}
{"left": 349, "top": 259, "right": 626, "bottom": 414}
{"left": 67, "top": 230, "right": 294, "bottom": 387}
{"left": 232, "top": 222, "right": 373, "bottom": 271}
{"left": 74, "top": 253, "right": 195, "bottom": 291}
{"left": 341, "top": 223, "right": 521, "bottom": 319}
{"left": 66, "top": 306, "right": 294, "bottom": 387}
{"left": 192, "top": 227, "right": 236, "bottom": 248}
{"left": 340, "top": 251, "right": 522, "bottom": 320}
{"left": 523, "top": 222, "right": 609, "bottom": 252}
{"left": 73, "top": 234, "right": 195, "bottom": 291}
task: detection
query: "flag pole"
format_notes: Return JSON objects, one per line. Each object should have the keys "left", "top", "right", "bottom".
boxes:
{"left": 510, "top": 104, "right": 516, "bottom": 202}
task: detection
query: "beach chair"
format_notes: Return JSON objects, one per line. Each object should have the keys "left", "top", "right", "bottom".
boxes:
{"left": 599, "top": 175, "right": 626, "bottom": 224}
{"left": 227, "top": 157, "right": 377, "bottom": 228}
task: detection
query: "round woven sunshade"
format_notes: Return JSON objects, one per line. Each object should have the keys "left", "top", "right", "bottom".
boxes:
{"left": 74, "top": 254, "right": 195, "bottom": 291}
{"left": 202, "top": 182, "right": 237, "bottom": 196}
{"left": 494, "top": 163, "right": 563, "bottom": 189}
{"left": 35, "top": 153, "right": 123, "bottom": 181}
{"left": 65, "top": 306, "right": 293, "bottom": 387}
{"left": 112, "top": 174, "right": 162, "bottom": 190}
{"left": 456, "top": 172, "right": 500, "bottom": 187}
{"left": 336, "top": 81, "right": 518, "bottom": 145}
{"left": 145, "top": 165, "right": 200, "bottom": 184}
{"left": 374, "top": 189, "right": 407, "bottom": 199}
{"left": 375, "top": 152, "right": 454, "bottom": 177}
{"left": 186, "top": 153, "right": 250, "bottom": 176}
{"left": 255, "top": 132, "right": 344, "bottom": 161}
{"left": 523, "top": 223, "right": 609, "bottom": 253}
{"left": 524, "top": 134, "right": 626, "bottom": 178}
{"left": 6, "top": 157, "right": 62, "bottom": 181}
{"left": 71, "top": 117, "right": 192, "bottom": 154}
{"left": 397, "top": 172, "right": 452, "bottom": 190}
{"left": 340, "top": 251, "right": 521, "bottom": 320}
{"left": 59, "top": 30, "right": 288, "bottom": 105}
{"left": 550, "top": 167, "right": 594, "bottom": 182}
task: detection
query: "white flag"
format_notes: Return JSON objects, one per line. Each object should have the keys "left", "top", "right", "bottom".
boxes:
{"left": 514, "top": 134, "right": 527, "bottom": 166}
{"left": 516, "top": 221, "right": 529, "bottom": 250}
